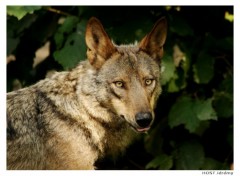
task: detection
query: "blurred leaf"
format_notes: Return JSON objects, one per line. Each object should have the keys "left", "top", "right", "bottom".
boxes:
{"left": 146, "top": 154, "right": 173, "bottom": 170}
{"left": 108, "top": 18, "right": 152, "bottom": 44}
{"left": 213, "top": 92, "right": 233, "bottom": 118}
{"left": 219, "top": 76, "right": 233, "bottom": 94}
{"left": 165, "top": 68, "right": 188, "bottom": 93}
{"left": 54, "top": 20, "right": 87, "bottom": 70}
{"left": 167, "top": 74, "right": 181, "bottom": 92}
{"left": 164, "top": 49, "right": 189, "bottom": 92}
{"left": 161, "top": 55, "right": 175, "bottom": 85}
{"left": 174, "top": 141, "right": 204, "bottom": 169}
{"left": 7, "top": 6, "right": 41, "bottom": 20}
{"left": 54, "top": 33, "right": 86, "bottom": 69}
{"left": 168, "top": 96, "right": 200, "bottom": 133}
{"left": 54, "top": 16, "right": 80, "bottom": 49}
{"left": 194, "top": 121, "right": 210, "bottom": 136}
{"left": 59, "top": 16, "right": 79, "bottom": 34}
{"left": 193, "top": 52, "right": 215, "bottom": 84}
{"left": 54, "top": 32, "right": 65, "bottom": 50}
{"left": 194, "top": 99, "right": 217, "bottom": 121}
{"left": 224, "top": 11, "right": 234, "bottom": 22}
{"left": 169, "top": 97, "right": 217, "bottom": 132}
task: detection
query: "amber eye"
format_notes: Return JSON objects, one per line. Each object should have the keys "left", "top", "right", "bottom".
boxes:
{"left": 115, "top": 81, "right": 124, "bottom": 88}
{"left": 145, "top": 79, "right": 153, "bottom": 86}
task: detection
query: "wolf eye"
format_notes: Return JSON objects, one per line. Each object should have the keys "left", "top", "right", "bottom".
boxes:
{"left": 145, "top": 79, "right": 153, "bottom": 86}
{"left": 115, "top": 81, "right": 124, "bottom": 88}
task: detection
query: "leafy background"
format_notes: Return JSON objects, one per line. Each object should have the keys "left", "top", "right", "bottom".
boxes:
{"left": 7, "top": 6, "right": 233, "bottom": 170}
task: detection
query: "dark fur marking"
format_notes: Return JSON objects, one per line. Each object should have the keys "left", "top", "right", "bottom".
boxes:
{"left": 93, "top": 33, "right": 99, "bottom": 45}
{"left": 7, "top": 118, "right": 17, "bottom": 140}
{"left": 36, "top": 89, "right": 102, "bottom": 154}
{"left": 109, "top": 88, "right": 122, "bottom": 100}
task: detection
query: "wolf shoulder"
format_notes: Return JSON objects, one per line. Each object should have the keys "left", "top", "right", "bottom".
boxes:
{"left": 7, "top": 61, "right": 88, "bottom": 140}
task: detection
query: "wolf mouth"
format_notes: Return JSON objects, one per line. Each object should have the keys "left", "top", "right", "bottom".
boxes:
{"left": 120, "top": 115, "right": 151, "bottom": 133}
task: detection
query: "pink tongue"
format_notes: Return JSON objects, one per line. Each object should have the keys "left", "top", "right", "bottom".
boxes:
{"left": 137, "top": 127, "right": 150, "bottom": 132}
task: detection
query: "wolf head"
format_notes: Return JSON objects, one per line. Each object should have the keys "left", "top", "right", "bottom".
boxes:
{"left": 85, "top": 17, "right": 167, "bottom": 133}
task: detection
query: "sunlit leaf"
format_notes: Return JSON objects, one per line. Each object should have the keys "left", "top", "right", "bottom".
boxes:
{"left": 7, "top": 6, "right": 41, "bottom": 20}
{"left": 161, "top": 55, "right": 175, "bottom": 85}
{"left": 59, "top": 16, "right": 79, "bottom": 34}
{"left": 225, "top": 11, "right": 234, "bottom": 22}
{"left": 54, "top": 16, "right": 80, "bottom": 49}
{"left": 53, "top": 32, "right": 86, "bottom": 70}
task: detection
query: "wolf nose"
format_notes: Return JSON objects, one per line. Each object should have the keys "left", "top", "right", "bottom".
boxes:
{"left": 135, "top": 112, "right": 153, "bottom": 128}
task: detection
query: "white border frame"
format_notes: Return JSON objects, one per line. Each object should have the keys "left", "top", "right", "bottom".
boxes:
{"left": 1, "top": 1, "right": 239, "bottom": 176}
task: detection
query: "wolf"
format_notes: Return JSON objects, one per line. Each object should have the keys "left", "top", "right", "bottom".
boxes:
{"left": 7, "top": 17, "right": 167, "bottom": 170}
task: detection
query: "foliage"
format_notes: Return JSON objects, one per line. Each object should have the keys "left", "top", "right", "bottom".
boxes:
{"left": 7, "top": 6, "right": 42, "bottom": 20}
{"left": 7, "top": 6, "right": 233, "bottom": 170}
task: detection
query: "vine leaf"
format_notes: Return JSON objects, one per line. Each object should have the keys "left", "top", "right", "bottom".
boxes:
{"left": 7, "top": 6, "right": 42, "bottom": 20}
{"left": 168, "top": 96, "right": 217, "bottom": 133}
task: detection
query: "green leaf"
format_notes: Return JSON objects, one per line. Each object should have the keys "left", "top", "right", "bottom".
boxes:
{"left": 54, "top": 16, "right": 80, "bottom": 49}
{"left": 167, "top": 77, "right": 180, "bottom": 93}
{"left": 53, "top": 20, "right": 87, "bottom": 70}
{"left": 54, "top": 32, "right": 65, "bottom": 49}
{"left": 53, "top": 35, "right": 85, "bottom": 70}
{"left": 219, "top": 77, "right": 233, "bottom": 94}
{"left": 193, "top": 52, "right": 215, "bottom": 84}
{"left": 7, "top": 6, "right": 42, "bottom": 20}
{"left": 194, "top": 99, "right": 217, "bottom": 121}
{"left": 169, "top": 96, "right": 217, "bottom": 133}
{"left": 161, "top": 55, "right": 175, "bottom": 85}
{"left": 213, "top": 92, "right": 233, "bottom": 118}
{"left": 168, "top": 96, "right": 200, "bottom": 133}
{"left": 59, "top": 16, "right": 79, "bottom": 34}
{"left": 175, "top": 141, "right": 205, "bottom": 169}
{"left": 194, "top": 121, "right": 210, "bottom": 136}
{"left": 146, "top": 154, "right": 173, "bottom": 170}
{"left": 53, "top": 32, "right": 86, "bottom": 70}
{"left": 163, "top": 49, "right": 189, "bottom": 93}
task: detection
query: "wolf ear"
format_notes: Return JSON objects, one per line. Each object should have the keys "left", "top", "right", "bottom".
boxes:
{"left": 139, "top": 17, "right": 167, "bottom": 62}
{"left": 85, "top": 17, "right": 116, "bottom": 69}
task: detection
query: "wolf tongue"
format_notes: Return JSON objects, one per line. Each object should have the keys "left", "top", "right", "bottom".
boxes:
{"left": 137, "top": 127, "right": 150, "bottom": 133}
